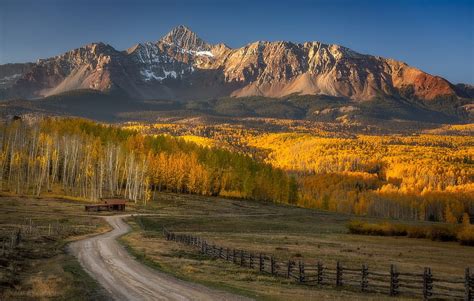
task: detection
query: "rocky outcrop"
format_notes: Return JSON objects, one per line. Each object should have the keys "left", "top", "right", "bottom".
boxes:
{"left": 0, "top": 63, "right": 34, "bottom": 89}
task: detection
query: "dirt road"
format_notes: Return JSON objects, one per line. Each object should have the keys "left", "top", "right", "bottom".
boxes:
{"left": 69, "top": 215, "right": 250, "bottom": 301}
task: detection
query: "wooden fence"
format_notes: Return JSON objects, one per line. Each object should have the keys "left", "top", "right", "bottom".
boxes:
{"left": 163, "top": 228, "right": 474, "bottom": 300}
{"left": 0, "top": 218, "right": 72, "bottom": 257}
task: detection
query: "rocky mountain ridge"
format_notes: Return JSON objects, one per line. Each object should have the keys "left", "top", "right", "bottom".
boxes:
{"left": 0, "top": 25, "right": 470, "bottom": 106}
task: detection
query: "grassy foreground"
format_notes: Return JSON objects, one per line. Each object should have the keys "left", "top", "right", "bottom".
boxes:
{"left": 121, "top": 193, "right": 474, "bottom": 300}
{"left": 0, "top": 196, "right": 111, "bottom": 300}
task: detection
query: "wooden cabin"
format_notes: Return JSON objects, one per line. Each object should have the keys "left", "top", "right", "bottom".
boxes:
{"left": 103, "top": 199, "right": 126, "bottom": 211}
{"left": 85, "top": 198, "right": 126, "bottom": 212}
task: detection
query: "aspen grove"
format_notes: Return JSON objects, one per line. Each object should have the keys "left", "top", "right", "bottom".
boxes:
{"left": 0, "top": 118, "right": 297, "bottom": 204}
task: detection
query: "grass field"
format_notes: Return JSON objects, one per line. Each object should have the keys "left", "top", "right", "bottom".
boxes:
{"left": 0, "top": 196, "right": 111, "bottom": 300}
{"left": 121, "top": 193, "right": 474, "bottom": 300}
{"left": 1, "top": 193, "right": 472, "bottom": 300}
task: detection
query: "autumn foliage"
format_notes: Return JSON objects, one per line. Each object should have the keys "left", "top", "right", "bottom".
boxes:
{"left": 246, "top": 133, "right": 474, "bottom": 222}
{"left": 1, "top": 117, "right": 472, "bottom": 224}
{"left": 0, "top": 118, "right": 296, "bottom": 204}
{"left": 347, "top": 219, "right": 473, "bottom": 245}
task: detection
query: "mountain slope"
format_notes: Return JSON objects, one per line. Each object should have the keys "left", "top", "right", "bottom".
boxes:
{"left": 0, "top": 25, "right": 471, "bottom": 124}
{"left": 0, "top": 63, "right": 34, "bottom": 89}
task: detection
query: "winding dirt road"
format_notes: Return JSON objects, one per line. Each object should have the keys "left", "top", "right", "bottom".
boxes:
{"left": 69, "top": 215, "right": 249, "bottom": 301}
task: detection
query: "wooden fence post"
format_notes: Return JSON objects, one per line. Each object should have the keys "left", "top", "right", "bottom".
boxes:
{"left": 423, "top": 267, "right": 433, "bottom": 300}
{"left": 390, "top": 264, "right": 399, "bottom": 296}
{"left": 271, "top": 256, "right": 276, "bottom": 275}
{"left": 465, "top": 267, "right": 472, "bottom": 301}
{"left": 317, "top": 261, "right": 323, "bottom": 285}
{"left": 259, "top": 254, "right": 264, "bottom": 273}
{"left": 219, "top": 247, "right": 223, "bottom": 259}
{"left": 249, "top": 253, "right": 254, "bottom": 269}
{"left": 336, "top": 261, "right": 342, "bottom": 286}
{"left": 298, "top": 261, "right": 305, "bottom": 283}
{"left": 233, "top": 249, "right": 237, "bottom": 264}
{"left": 361, "top": 264, "right": 369, "bottom": 292}
{"left": 287, "top": 260, "right": 293, "bottom": 279}
{"left": 15, "top": 229, "right": 21, "bottom": 246}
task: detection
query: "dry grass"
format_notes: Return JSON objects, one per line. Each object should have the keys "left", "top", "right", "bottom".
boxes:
{"left": 121, "top": 226, "right": 400, "bottom": 301}
{"left": 0, "top": 196, "right": 111, "bottom": 300}
{"left": 133, "top": 193, "right": 474, "bottom": 275}
{"left": 117, "top": 192, "right": 474, "bottom": 300}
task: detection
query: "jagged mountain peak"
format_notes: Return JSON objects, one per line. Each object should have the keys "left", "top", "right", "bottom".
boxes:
{"left": 160, "top": 25, "right": 210, "bottom": 51}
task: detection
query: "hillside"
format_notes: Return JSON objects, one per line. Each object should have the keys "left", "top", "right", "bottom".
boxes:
{"left": 0, "top": 89, "right": 471, "bottom": 125}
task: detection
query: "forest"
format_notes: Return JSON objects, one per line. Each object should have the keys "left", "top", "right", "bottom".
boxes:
{"left": 0, "top": 118, "right": 296, "bottom": 204}
{"left": 123, "top": 121, "right": 473, "bottom": 223}
{"left": 1, "top": 117, "right": 473, "bottom": 224}
{"left": 245, "top": 133, "right": 474, "bottom": 223}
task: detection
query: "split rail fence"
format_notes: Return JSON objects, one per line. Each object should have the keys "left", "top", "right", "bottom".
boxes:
{"left": 0, "top": 218, "right": 73, "bottom": 257}
{"left": 163, "top": 228, "right": 473, "bottom": 300}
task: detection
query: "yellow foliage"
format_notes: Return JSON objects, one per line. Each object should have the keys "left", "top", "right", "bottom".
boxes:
{"left": 179, "top": 135, "right": 216, "bottom": 148}
{"left": 245, "top": 132, "right": 473, "bottom": 221}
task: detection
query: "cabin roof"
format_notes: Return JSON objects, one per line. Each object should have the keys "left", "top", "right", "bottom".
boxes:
{"left": 102, "top": 198, "right": 127, "bottom": 205}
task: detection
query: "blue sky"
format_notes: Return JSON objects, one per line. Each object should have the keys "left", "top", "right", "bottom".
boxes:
{"left": 1, "top": 0, "right": 473, "bottom": 84}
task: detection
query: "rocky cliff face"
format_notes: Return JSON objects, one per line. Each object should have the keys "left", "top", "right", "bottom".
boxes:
{"left": 0, "top": 63, "right": 34, "bottom": 90}
{"left": 0, "top": 25, "right": 466, "bottom": 102}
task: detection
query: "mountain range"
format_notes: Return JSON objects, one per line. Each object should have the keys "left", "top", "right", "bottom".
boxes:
{"left": 0, "top": 25, "right": 472, "bottom": 123}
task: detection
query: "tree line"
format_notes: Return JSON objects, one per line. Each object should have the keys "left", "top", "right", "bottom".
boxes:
{"left": 0, "top": 118, "right": 297, "bottom": 204}
{"left": 246, "top": 133, "right": 474, "bottom": 223}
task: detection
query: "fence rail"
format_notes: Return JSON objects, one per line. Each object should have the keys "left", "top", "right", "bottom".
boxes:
{"left": 163, "top": 228, "right": 473, "bottom": 300}
{"left": 0, "top": 218, "right": 75, "bottom": 257}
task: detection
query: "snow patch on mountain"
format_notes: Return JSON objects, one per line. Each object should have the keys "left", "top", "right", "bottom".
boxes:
{"left": 0, "top": 73, "right": 21, "bottom": 83}
{"left": 140, "top": 69, "right": 159, "bottom": 81}
{"left": 140, "top": 69, "right": 178, "bottom": 82}
{"left": 163, "top": 70, "right": 177, "bottom": 78}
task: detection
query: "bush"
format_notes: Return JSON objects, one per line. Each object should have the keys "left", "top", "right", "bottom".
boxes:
{"left": 347, "top": 220, "right": 368, "bottom": 234}
{"left": 347, "top": 220, "right": 471, "bottom": 246}
{"left": 406, "top": 226, "right": 428, "bottom": 238}
{"left": 427, "top": 225, "right": 458, "bottom": 242}
{"left": 457, "top": 226, "right": 474, "bottom": 246}
{"left": 347, "top": 220, "right": 406, "bottom": 236}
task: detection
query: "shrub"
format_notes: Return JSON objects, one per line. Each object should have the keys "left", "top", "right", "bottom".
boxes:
{"left": 381, "top": 223, "right": 407, "bottom": 236}
{"left": 347, "top": 220, "right": 368, "bottom": 234}
{"left": 428, "top": 225, "right": 458, "bottom": 242}
{"left": 347, "top": 220, "right": 472, "bottom": 246}
{"left": 347, "top": 220, "right": 406, "bottom": 236}
{"left": 406, "top": 226, "right": 428, "bottom": 238}
{"left": 457, "top": 226, "right": 474, "bottom": 246}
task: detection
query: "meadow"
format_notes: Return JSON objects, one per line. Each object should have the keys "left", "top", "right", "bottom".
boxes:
{"left": 121, "top": 192, "right": 474, "bottom": 300}
{"left": 0, "top": 196, "right": 110, "bottom": 300}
